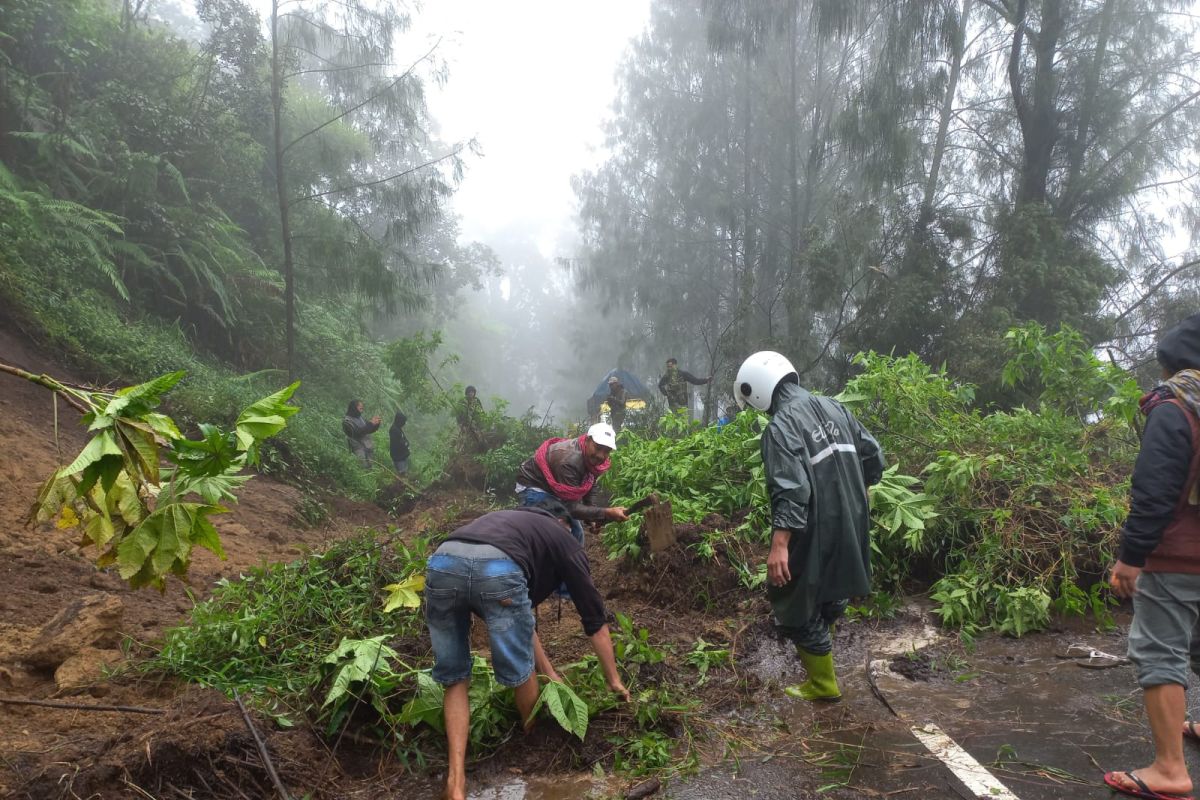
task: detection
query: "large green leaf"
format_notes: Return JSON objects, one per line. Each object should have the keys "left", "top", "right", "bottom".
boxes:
{"left": 115, "top": 420, "right": 160, "bottom": 484}
{"left": 116, "top": 502, "right": 226, "bottom": 587}
{"left": 398, "top": 671, "right": 446, "bottom": 732}
{"left": 30, "top": 471, "right": 76, "bottom": 524}
{"left": 382, "top": 574, "right": 425, "bottom": 612}
{"left": 530, "top": 680, "right": 589, "bottom": 741}
{"left": 61, "top": 430, "right": 122, "bottom": 478}
{"left": 112, "top": 371, "right": 186, "bottom": 407}
{"left": 174, "top": 471, "right": 252, "bottom": 504}
{"left": 235, "top": 382, "right": 300, "bottom": 453}
{"left": 321, "top": 636, "right": 399, "bottom": 709}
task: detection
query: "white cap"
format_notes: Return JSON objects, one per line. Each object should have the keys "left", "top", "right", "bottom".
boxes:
{"left": 587, "top": 422, "right": 617, "bottom": 450}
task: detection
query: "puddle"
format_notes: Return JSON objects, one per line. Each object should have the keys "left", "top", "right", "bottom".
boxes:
{"left": 469, "top": 774, "right": 598, "bottom": 799}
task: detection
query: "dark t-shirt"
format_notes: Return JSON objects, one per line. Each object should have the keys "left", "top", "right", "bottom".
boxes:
{"left": 446, "top": 508, "right": 608, "bottom": 635}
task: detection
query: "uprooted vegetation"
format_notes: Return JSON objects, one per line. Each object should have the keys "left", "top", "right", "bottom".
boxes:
{"left": 10, "top": 324, "right": 1145, "bottom": 797}
{"left": 603, "top": 323, "right": 1138, "bottom": 637}
{"left": 131, "top": 530, "right": 718, "bottom": 791}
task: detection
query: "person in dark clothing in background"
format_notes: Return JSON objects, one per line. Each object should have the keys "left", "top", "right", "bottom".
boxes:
{"left": 342, "top": 399, "right": 381, "bottom": 467}
{"left": 735, "top": 350, "right": 885, "bottom": 702}
{"left": 424, "top": 501, "right": 630, "bottom": 800}
{"left": 658, "top": 357, "right": 711, "bottom": 415}
{"left": 456, "top": 385, "right": 485, "bottom": 451}
{"left": 606, "top": 376, "right": 628, "bottom": 433}
{"left": 389, "top": 410, "right": 410, "bottom": 475}
{"left": 1105, "top": 313, "right": 1200, "bottom": 800}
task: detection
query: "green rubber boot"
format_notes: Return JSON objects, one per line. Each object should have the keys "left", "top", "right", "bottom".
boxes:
{"left": 784, "top": 648, "right": 841, "bottom": 702}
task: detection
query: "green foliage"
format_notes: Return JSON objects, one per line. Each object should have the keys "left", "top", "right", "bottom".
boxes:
{"left": 840, "top": 324, "right": 1138, "bottom": 635}
{"left": 321, "top": 635, "right": 406, "bottom": 733}
{"left": 684, "top": 638, "right": 731, "bottom": 685}
{"left": 471, "top": 403, "right": 558, "bottom": 493}
{"left": 602, "top": 325, "right": 1134, "bottom": 636}
{"left": 602, "top": 410, "right": 770, "bottom": 562}
{"left": 1001, "top": 322, "right": 1141, "bottom": 424}
{"left": 868, "top": 467, "right": 940, "bottom": 593}
{"left": 147, "top": 526, "right": 703, "bottom": 775}
{"left": 27, "top": 370, "right": 297, "bottom": 589}
{"left": 530, "top": 680, "right": 590, "bottom": 741}
{"left": 0, "top": 0, "right": 479, "bottom": 499}
{"left": 145, "top": 533, "right": 434, "bottom": 744}
{"left": 385, "top": 331, "right": 459, "bottom": 413}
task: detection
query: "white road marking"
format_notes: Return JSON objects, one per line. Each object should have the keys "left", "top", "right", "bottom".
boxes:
{"left": 910, "top": 722, "right": 1020, "bottom": 800}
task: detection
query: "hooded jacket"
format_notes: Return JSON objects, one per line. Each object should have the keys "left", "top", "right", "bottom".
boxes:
{"left": 389, "top": 413, "right": 409, "bottom": 462}
{"left": 1122, "top": 313, "right": 1200, "bottom": 571}
{"left": 762, "top": 382, "right": 885, "bottom": 626}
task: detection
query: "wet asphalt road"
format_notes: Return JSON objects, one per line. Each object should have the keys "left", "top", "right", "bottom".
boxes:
{"left": 467, "top": 606, "right": 1200, "bottom": 800}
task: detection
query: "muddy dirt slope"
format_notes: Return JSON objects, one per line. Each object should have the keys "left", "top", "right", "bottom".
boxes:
{"left": 0, "top": 325, "right": 396, "bottom": 797}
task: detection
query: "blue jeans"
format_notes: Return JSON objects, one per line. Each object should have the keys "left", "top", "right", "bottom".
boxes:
{"left": 424, "top": 542, "right": 535, "bottom": 687}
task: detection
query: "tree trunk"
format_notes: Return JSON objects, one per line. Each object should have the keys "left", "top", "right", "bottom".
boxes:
{"left": 1059, "top": 0, "right": 1116, "bottom": 220}
{"left": 734, "top": 52, "right": 756, "bottom": 358}
{"left": 270, "top": 0, "right": 297, "bottom": 381}
{"left": 918, "top": 0, "right": 971, "bottom": 230}
{"left": 787, "top": 0, "right": 800, "bottom": 323}
{"left": 1011, "top": 0, "right": 1065, "bottom": 205}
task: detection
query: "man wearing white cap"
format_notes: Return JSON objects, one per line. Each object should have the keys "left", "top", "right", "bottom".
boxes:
{"left": 515, "top": 422, "right": 629, "bottom": 547}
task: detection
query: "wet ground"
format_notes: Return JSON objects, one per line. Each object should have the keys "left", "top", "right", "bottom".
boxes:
{"left": 466, "top": 604, "right": 1200, "bottom": 800}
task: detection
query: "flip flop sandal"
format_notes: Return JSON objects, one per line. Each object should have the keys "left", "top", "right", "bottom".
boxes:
{"left": 1077, "top": 654, "right": 1130, "bottom": 669}
{"left": 1185, "top": 721, "right": 1200, "bottom": 741}
{"left": 1058, "top": 643, "right": 1096, "bottom": 659}
{"left": 1103, "top": 770, "right": 1194, "bottom": 800}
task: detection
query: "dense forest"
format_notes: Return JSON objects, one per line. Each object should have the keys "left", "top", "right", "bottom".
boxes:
{"left": 3, "top": 0, "right": 1198, "bottom": 472}
{"left": 576, "top": 0, "right": 1200, "bottom": 407}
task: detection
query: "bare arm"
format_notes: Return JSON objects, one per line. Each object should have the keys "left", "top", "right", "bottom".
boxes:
{"left": 588, "top": 624, "right": 631, "bottom": 701}
{"left": 768, "top": 527, "right": 792, "bottom": 588}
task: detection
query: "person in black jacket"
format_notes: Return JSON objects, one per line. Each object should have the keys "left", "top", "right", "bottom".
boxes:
{"left": 425, "top": 501, "right": 630, "bottom": 800}
{"left": 389, "top": 410, "right": 410, "bottom": 475}
{"left": 1105, "top": 312, "right": 1200, "bottom": 800}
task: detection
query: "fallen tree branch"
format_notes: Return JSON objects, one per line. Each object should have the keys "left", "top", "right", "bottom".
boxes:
{"left": 0, "top": 696, "right": 164, "bottom": 714}
{"left": 0, "top": 362, "right": 90, "bottom": 414}
{"left": 234, "top": 690, "right": 292, "bottom": 800}
{"left": 864, "top": 649, "right": 899, "bottom": 718}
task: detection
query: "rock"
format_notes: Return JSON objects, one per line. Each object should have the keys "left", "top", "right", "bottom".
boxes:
{"left": 626, "top": 778, "right": 662, "bottom": 799}
{"left": 53, "top": 647, "right": 122, "bottom": 694}
{"left": 88, "top": 571, "right": 121, "bottom": 591}
{"left": 217, "top": 522, "right": 251, "bottom": 539}
{"left": 24, "top": 594, "right": 124, "bottom": 670}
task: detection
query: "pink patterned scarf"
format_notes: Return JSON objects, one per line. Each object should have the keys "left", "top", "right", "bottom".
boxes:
{"left": 534, "top": 436, "right": 610, "bottom": 501}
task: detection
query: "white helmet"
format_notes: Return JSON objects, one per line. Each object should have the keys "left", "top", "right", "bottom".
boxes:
{"left": 735, "top": 351, "right": 797, "bottom": 411}
{"left": 587, "top": 422, "right": 618, "bottom": 450}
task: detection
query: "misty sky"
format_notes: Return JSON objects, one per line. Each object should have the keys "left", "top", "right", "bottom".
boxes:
{"left": 403, "top": 1, "right": 651, "bottom": 256}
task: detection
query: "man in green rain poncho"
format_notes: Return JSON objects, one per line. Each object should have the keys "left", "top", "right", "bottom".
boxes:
{"left": 735, "top": 351, "right": 885, "bottom": 700}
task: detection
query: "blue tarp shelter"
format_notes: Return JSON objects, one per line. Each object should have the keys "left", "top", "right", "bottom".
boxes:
{"left": 586, "top": 368, "right": 651, "bottom": 417}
